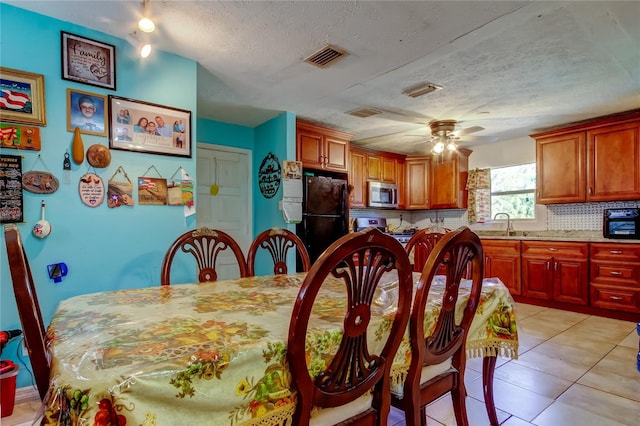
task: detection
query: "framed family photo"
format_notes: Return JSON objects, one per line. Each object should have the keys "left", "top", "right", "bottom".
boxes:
{"left": 67, "top": 89, "right": 108, "bottom": 136}
{"left": 61, "top": 31, "right": 116, "bottom": 90}
{"left": 108, "top": 95, "right": 191, "bottom": 158}
{"left": 0, "top": 67, "right": 47, "bottom": 126}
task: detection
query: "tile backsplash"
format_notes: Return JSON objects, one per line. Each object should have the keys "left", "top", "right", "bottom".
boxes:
{"left": 547, "top": 200, "right": 640, "bottom": 230}
{"left": 351, "top": 200, "right": 640, "bottom": 232}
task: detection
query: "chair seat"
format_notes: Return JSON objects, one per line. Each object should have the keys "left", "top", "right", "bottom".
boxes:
{"left": 310, "top": 394, "right": 373, "bottom": 425}
{"left": 391, "top": 359, "right": 453, "bottom": 398}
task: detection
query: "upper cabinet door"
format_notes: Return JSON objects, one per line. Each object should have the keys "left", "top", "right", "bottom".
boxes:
{"left": 428, "top": 149, "right": 470, "bottom": 209}
{"left": 536, "top": 131, "right": 586, "bottom": 204}
{"left": 587, "top": 121, "right": 640, "bottom": 201}
{"left": 296, "top": 120, "right": 352, "bottom": 173}
{"left": 297, "top": 128, "right": 324, "bottom": 169}
{"left": 348, "top": 149, "right": 366, "bottom": 207}
{"left": 324, "top": 136, "right": 349, "bottom": 172}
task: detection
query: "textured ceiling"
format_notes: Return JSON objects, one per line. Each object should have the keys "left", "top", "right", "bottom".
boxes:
{"left": 7, "top": 1, "right": 640, "bottom": 154}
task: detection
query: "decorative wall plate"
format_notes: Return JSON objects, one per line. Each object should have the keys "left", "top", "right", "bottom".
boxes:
{"left": 78, "top": 172, "right": 104, "bottom": 207}
{"left": 22, "top": 171, "right": 59, "bottom": 194}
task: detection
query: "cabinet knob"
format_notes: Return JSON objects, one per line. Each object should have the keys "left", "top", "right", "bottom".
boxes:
{"left": 548, "top": 247, "right": 558, "bottom": 252}
{"left": 588, "top": 187, "right": 593, "bottom": 195}
{"left": 609, "top": 296, "right": 623, "bottom": 301}
{"left": 546, "top": 261, "right": 551, "bottom": 270}
{"left": 610, "top": 271, "right": 623, "bottom": 276}
{"left": 609, "top": 250, "right": 623, "bottom": 254}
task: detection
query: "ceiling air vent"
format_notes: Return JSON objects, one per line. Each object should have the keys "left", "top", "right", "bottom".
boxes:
{"left": 346, "top": 108, "right": 383, "bottom": 118}
{"left": 304, "top": 44, "right": 348, "bottom": 68}
{"left": 402, "top": 82, "right": 443, "bottom": 98}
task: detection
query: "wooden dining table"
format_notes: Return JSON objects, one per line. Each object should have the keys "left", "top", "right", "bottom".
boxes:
{"left": 41, "top": 272, "right": 518, "bottom": 426}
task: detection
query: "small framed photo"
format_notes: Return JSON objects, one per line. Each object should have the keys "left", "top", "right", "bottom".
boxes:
{"left": 0, "top": 67, "right": 47, "bottom": 126}
{"left": 108, "top": 95, "right": 191, "bottom": 158}
{"left": 61, "top": 31, "right": 116, "bottom": 90}
{"left": 67, "top": 89, "right": 108, "bottom": 136}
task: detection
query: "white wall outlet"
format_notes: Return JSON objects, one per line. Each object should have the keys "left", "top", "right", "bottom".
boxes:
{"left": 21, "top": 339, "right": 29, "bottom": 357}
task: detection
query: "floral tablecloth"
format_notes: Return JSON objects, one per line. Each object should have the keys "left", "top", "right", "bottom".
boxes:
{"left": 41, "top": 273, "right": 518, "bottom": 426}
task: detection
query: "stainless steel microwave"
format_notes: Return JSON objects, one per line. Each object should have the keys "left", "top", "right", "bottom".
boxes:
{"left": 367, "top": 181, "right": 398, "bottom": 208}
{"left": 603, "top": 208, "right": 640, "bottom": 239}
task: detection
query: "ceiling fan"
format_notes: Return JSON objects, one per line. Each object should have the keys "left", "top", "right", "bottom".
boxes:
{"left": 421, "top": 119, "right": 486, "bottom": 155}
{"left": 348, "top": 108, "right": 497, "bottom": 152}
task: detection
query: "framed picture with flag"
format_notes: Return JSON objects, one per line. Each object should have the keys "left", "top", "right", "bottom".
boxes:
{"left": 0, "top": 67, "right": 47, "bottom": 126}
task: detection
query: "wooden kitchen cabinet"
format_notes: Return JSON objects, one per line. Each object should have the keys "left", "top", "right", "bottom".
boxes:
{"left": 348, "top": 149, "right": 366, "bottom": 207}
{"left": 405, "top": 156, "right": 430, "bottom": 210}
{"left": 396, "top": 159, "right": 406, "bottom": 210}
{"left": 521, "top": 241, "right": 589, "bottom": 305}
{"left": 296, "top": 120, "right": 352, "bottom": 173}
{"left": 481, "top": 239, "right": 521, "bottom": 295}
{"left": 428, "top": 148, "right": 471, "bottom": 209}
{"left": 590, "top": 243, "right": 640, "bottom": 313}
{"left": 533, "top": 111, "right": 640, "bottom": 204}
{"left": 587, "top": 121, "right": 640, "bottom": 201}
{"left": 535, "top": 131, "right": 586, "bottom": 204}
{"left": 367, "top": 153, "right": 398, "bottom": 183}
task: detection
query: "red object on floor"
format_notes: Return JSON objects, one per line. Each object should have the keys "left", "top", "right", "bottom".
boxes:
{"left": 0, "top": 360, "right": 19, "bottom": 418}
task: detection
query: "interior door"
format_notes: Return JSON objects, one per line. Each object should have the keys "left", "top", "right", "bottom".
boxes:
{"left": 197, "top": 143, "right": 252, "bottom": 280}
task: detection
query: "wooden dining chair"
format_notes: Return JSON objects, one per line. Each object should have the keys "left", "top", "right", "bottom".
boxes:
{"left": 287, "top": 227, "right": 413, "bottom": 425}
{"left": 391, "top": 227, "right": 483, "bottom": 426}
{"left": 404, "top": 228, "right": 451, "bottom": 272}
{"left": 4, "top": 224, "right": 50, "bottom": 400}
{"left": 160, "top": 227, "right": 248, "bottom": 285}
{"left": 246, "top": 227, "right": 311, "bottom": 276}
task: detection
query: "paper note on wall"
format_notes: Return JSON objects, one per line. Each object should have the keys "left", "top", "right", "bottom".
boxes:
{"left": 282, "top": 160, "right": 303, "bottom": 202}
{"left": 281, "top": 201, "right": 302, "bottom": 223}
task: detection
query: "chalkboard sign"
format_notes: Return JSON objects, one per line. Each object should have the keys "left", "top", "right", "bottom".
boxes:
{"left": 0, "top": 154, "right": 23, "bottom": 223}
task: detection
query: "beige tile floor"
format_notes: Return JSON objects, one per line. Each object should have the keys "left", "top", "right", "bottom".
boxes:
{"left": 3, "top": 303, "right": 639, "bottom": 425}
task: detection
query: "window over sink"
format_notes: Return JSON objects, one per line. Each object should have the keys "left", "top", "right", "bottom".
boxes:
{"left": 491, "top": 163, "right": 536, "bottom": 219}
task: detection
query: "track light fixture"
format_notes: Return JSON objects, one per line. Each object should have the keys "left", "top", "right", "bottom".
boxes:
{"left": 127, "top": 32, "right": 152, "bottom": 58}
{"left": 138, "top": 0, "right": 155, "bottom": 33}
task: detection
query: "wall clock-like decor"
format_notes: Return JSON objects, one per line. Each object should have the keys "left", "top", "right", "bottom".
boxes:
{"left": 258, "top": 152, "right": 281, "bottom": 199}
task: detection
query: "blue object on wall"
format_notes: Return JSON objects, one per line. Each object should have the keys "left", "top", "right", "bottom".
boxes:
{"left": 47, "top": 263, "right": 68, "bottom": 283}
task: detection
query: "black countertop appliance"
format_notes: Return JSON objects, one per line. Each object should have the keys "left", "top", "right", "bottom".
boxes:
{"left": 296, "top": 171, "right": 349, "bottom": 267}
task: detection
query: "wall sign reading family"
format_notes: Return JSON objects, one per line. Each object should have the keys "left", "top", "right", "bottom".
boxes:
{"left": 61, "top": 31, "right": 116, "bottom": 90}
{"left": 108, "top": 96, "right": 191, "bottom": 158}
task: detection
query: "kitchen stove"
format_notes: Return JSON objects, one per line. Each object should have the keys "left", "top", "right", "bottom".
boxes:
{"left": 354, "top": 217, "right": 416, "bottom": 245}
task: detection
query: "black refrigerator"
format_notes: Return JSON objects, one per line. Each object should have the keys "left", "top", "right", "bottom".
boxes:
{"left": 296, "top": 173, "right": 349, "bottom": 267}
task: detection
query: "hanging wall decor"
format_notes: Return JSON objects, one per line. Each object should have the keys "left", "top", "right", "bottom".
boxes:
{"left": 78, "top": 171, "right": 105, "bottom": 207}
{"left": 21, "top": 154, "right": 59, "bottom": 194}
{"left": 61, "top": 32, "right": 116, "bottom": 90}
{"left": 258, "top": 152, "right": 281, "bottom": 199}
{"left": 107, "top": 166, "right": 134, "bottom": 208}
{"left": 0, "top": 154, "right": 23, "bottom": 223}
{"left": 138, "top": 165, "right": 168, "bottom": 205}
{"left": 0, "top": 67, "right": 47, "bottom": 126}
{"left": 0, "top": 123, "right": 41, "bottom": 150}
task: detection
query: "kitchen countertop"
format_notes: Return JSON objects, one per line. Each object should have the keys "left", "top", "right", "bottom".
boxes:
{"left": 474, "top": 230, "right": 640, "bottom": 243}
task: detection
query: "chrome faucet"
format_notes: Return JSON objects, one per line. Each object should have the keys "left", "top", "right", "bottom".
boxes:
{"left": 493, "top": 212, "right": 513, "bottom": 236}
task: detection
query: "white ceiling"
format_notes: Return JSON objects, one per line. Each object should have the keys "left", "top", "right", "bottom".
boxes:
{"left": 7, "top": 1, "right": 640, "bottom": 154}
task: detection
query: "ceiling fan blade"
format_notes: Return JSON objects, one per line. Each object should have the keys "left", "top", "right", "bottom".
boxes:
{"left": 453, "top": 125, "right": 484, "bottom": 136}
{"left": 457, "top": 134, "right": 498, "bottom": 143}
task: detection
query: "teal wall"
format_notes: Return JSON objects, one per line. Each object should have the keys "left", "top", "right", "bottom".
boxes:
{"left": 197, "top": 119, "right": 254, "bottom": 150}
{"left": 0, "top": 4, "right": 293, "bottom": 389}
{"left": 251, "top": 112, "right": 298, "bottom": 276}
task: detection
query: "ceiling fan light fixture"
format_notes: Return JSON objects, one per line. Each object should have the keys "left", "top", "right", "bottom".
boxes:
{"left": 446, "top": 141, "right": 457, "bottom": 151}
{"left": 402, "top": 82, "right": 443, "bottom": 98}
{"left": 432, "top": 141, "right": 445, "bottom": 154}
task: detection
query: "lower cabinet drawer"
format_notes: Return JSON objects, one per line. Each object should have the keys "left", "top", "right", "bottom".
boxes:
{"left": 590, "top": 284, "right": 640, "bottom": 313}
{"left": 591, "top": 261, "right": 640, "bottom": 286}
